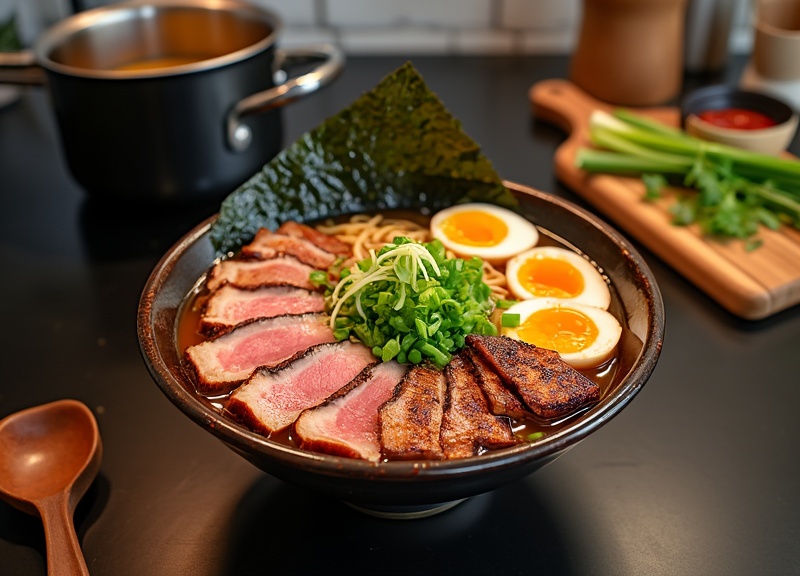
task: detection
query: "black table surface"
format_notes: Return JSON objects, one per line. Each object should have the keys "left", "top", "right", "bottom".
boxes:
{"left": 2, "top": 55, "right": 799, "bottom": 576}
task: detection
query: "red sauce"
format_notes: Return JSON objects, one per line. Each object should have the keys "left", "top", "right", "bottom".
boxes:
{"left": 697, "top": 108, "right": 778, "bottom": 130}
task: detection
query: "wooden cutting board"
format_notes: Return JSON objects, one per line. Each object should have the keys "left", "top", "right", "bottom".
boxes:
{"left": 530, "top": 78, "right": 800, "bottom": 320}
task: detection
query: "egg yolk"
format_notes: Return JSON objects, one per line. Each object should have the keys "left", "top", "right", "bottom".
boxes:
{"left": 517, "top": 307, "right": 598, "bottom": 353}
{"left": 440, "top": 210, "right": 509, "bottom": 247}
{"left": 516, "top": 257, "right": 584, "bottom": 299}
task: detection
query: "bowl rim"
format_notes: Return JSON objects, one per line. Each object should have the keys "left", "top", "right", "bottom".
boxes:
{"left": 137, "top": 180, "right": 665, "bottom": 482}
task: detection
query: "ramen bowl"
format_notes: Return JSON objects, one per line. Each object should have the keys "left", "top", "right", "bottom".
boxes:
{"left": 137, "top": 181, "right": 665, "bottom": 519}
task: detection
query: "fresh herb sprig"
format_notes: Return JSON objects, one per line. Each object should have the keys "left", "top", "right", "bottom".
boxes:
{"left": 324, "top": 237, "right": 497, "bottom": 369}
{"left": 575, "top": 109, "right": 800, "bottom": 249}
{"left": 0, "top": 14, "right": 23, "bottom": 52}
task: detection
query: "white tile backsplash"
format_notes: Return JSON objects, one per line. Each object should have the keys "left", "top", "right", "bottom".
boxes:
{"left": 326, "top": 0, "right": 492, "bottom": 28}
{"left": 500, "top": 0, "right": 579, "bottom": 31}
{"left": 25, "top": 0, "right": 754, "bottom": 57}
{"left": 249, "top": 0, "right": 317, "bottom": 26}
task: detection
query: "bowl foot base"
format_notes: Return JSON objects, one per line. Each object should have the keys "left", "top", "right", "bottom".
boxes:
{"left": 345, "top": 498, "right": 468, "bottom": 519}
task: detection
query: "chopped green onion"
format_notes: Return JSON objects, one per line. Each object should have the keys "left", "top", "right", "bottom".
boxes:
{"left": 501, "top": 313, "right": 521, "bottom": 328}
{"left": 325, "top": 237, "right": 497, "bottom": 369}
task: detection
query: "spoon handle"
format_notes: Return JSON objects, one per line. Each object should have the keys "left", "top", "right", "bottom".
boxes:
{"left": 38, "top": 495, "right": 90, "bottom": 576}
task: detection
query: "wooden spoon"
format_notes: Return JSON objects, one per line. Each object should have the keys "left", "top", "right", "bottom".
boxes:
{"left": 0, "top": 399, "right": 102, "bottom": 575}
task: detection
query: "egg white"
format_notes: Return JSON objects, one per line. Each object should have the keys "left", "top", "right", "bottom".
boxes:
{"left": 505, "top": 246, "right": 611, "bottom": 309}
{"left": 430, "top": 203, "right": 539, "bottom": 264}
{"left": 501, "top": 298, "right": 622, "bottom": 369}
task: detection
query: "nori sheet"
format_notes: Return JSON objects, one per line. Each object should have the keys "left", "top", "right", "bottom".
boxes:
{"left": 210, "top": 62, "right": 516, "bottom": 255}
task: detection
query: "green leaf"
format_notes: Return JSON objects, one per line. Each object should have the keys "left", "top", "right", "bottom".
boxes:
{"left": 210, "top": 62, "right": 516, "bottom": 255}
{"left": 0, "top": 15, "right": 23, "bottom": 52}
{"left": 642, "top": 173, "right": 667, "bottom": 200}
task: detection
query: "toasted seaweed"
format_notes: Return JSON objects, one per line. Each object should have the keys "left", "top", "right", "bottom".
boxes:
{"left": 210, "top": 62, "right": 517, "bottom": 255}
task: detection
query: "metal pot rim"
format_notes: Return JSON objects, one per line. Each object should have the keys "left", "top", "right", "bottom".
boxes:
{"left": 34, "top": 0, "right": 283, "bottom": 80}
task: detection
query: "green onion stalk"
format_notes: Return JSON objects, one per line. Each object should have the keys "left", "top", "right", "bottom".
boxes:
{"left": 575, "top": 109, "right": 800, "bottom": 249}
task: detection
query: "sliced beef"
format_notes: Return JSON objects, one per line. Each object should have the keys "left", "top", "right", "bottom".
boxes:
{"left": 199, "top": 285, "right": 326, "bottom": 336}
{"left": 276, "top": 221, "right": 352, "bottom": 256}
{"left": 240, "top": 228, "right": 339, "bottom": 269}
{"left": 294, "top": 360, "right": 409, "bottom": 462}
{"left": 226, "top": 340, "right": 377, "bottom": 434}
{"left": 378, "top": 363, "right": 447, "bottom": 460}
{"left": 183, "top": 313, "right": 335, "bottom": 396}
{"left": 466, "top": 334, "right": 600, "bottom": 420}
{"left": 466, "top": 348, "right": 530, "bottom": 419}
{"left": 440, "top": 352, "right": 519, "bottom": 459}
{"left": 206, "top": 255, "right": 317, "bottom": 292}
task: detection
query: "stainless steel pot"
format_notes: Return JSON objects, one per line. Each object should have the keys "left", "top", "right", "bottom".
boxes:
{"left": 0, "top": 0, "right": 344, "bottom": 203}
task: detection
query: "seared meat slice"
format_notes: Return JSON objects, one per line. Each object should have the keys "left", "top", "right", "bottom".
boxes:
{"left": 276, "top": 221, "right": 352, "bottom": 256}
{"left": 199, "top": 285, "right": 325, "bottom": 336}
{"left": 378, "top": 363, "right": 446, "bottom": 460}
{"left": 183, "top": 313, "right": 335, "bottom": 396}
{"left": 466, "top": 348, "right": 529, "bottom": 419}
{"left": 241, "top": 228, "right": 339, "bottom": 269}
{"left": 226, "top": 340, "right": 377, "bottom": 434}
{"left": 206, "top": 255, "right": 317, "bottom": 292}
{"left": 294, "top": 360, "right": 409, "bottom": 462}
{"left": 466, "top": 334, "right": 600, "bottom": 420}
{"left": 440, "top": 352, "right": 519, "bottom": 459}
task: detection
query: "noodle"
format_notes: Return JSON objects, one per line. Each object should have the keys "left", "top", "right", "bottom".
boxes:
{"left": 316, "top": 213, "right": 510, "bottom": 298}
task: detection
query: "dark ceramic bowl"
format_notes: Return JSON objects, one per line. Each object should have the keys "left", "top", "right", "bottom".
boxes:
{"left": 137, "top": 181, "right": 665, "bottom": 518}
{"left": 681, "top": 85, "right": 798, "bottom": 155}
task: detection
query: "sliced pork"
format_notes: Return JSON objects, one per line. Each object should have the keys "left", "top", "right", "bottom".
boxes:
{"left": 277, "top": 221, "right": 352, "bottom": 255}
{"left": 226, "top": 340, "right": 377, "bottom": 434}
{"left": 183, "top": 313, "right": 335, "bottom": 396}
{"left": 199, "top": 285, "right": 326, "bottom": 336}
{"left": 440, "top": 352, "right": 519, "bottom": 459}
{"left": 294, "top": 360, "right": 409, "bottom": 462}
{"left": 466, "top": 348, "right": 529, "bottom": 419}
{"left": 378, "top": 363, "right": 447, "bottom": 460}
{"left": 206, "top": 255, "right": 318, "bottom": 292}
{"left": 241, "top": 228, "right": 340, "bottom": 269}
{"left": 466, "top": 334, "right": 600, "bottom": 420}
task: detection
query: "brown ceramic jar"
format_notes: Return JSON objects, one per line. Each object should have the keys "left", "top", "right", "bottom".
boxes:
{"left": 569, "top": 0, "right": 689, "bottom": 106}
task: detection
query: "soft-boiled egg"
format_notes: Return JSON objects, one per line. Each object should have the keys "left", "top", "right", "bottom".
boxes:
{"left": 430, "top": 203, "right": 539, "bottom": 264}
{"left": 505, "top": 246, "right": 611, "bottom": 309}
{"left": 501, "top": 298, "right": 622, "bottom": 369}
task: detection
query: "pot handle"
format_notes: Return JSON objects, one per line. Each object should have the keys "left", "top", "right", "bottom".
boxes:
{"left": 227, "top": 43, "right": 345, "bottom": 152}
{"left": 0, "top": 49, "right": 46, "bottom": 85}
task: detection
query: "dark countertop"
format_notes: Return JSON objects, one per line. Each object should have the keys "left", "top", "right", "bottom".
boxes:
{"left": 2, "top": 55, "right": 799, "bottom": 576}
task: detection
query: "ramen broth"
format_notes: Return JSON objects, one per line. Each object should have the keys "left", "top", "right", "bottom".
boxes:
{"left": 114, "top": 55, "right": 209, "bottom": 71}
{"left": 176, "top": 212, "right": 630, "bottom": 454}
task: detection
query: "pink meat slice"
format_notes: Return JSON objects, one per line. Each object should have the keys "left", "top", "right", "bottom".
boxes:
{"left": 294, "top": 360, "right": 409, "bottom": 462}
{"left": 277, "top": 221, "right": 352, "bottom": 255}
{"left": 199, "top": 285, "right": 326, "bottom": 336}
{"left": 227, "top": 340, "right": 378, "bottom": 434}
{"left": 241, "top": 229, "right": 339, "bottom": 269}
{"left": 206, "top": 255, "right": 317, "bottom": 292}
{"left": 183, "top": 313, "right": 335, "bottom": 396}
